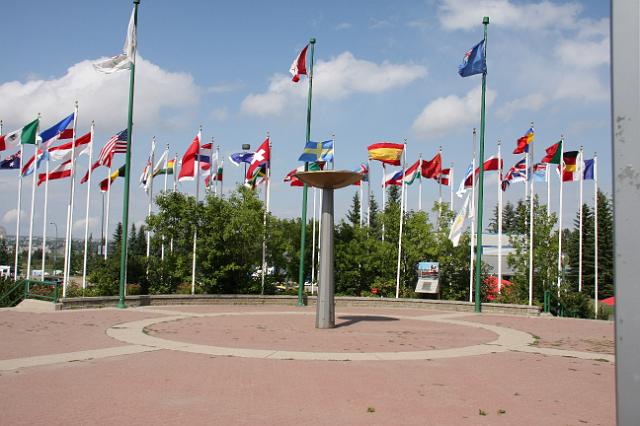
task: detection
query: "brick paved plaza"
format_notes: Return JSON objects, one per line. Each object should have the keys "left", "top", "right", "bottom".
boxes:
{"left": 0, "top": 303, "right": 614, "bottom": 425}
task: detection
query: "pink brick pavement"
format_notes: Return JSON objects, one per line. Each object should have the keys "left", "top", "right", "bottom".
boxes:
{"left": 0, "top": 304, "right": 615, "bottom": 425}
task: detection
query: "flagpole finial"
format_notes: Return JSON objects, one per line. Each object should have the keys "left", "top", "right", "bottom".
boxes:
{"left": 133, "top": 0, "right": 140, "bottom": 5}
{"left": 75, "top": 100, "right": 78, "bottom": 107}
{"left": 309, "top": 37, "right": 316, "bottom": 44}
{"left": 473, "top": 128, "right": 477, "bottom": 134}
{"left": 483, "top": 16, "right": 490, "bottom": 24}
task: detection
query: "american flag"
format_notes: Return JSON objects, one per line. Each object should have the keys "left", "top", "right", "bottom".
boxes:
{"left": 80, "top": 129, "right": 128, "bottom": 184}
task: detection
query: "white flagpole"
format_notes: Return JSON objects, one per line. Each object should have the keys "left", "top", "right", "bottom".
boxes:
{"left": 528, "top": 131, "right": 536, "bottom": 306}
{"left": 14, "top": 144, "right": 24, "bottom": 281}
{"left": 62, "top": 102, "right": 78, "bottom": 296}
{"left": 438, "top": 146, "right": 443, "bottom": 225}
{"left": 311, "top": 187, "right": 317, "bottom": 294}
{"left": 260, "top": 136, "right": 271, "bottom": 295}
{"left": 381, "top": 163, "right": 386, "bottom": 242}
{"left": 557, "top": 137, "right": 565, "bottom": 289}
{"left": 547, "top": 163, "right": 551, "bottom": 215}
{"left": 593, "top": 153, "right": 599, "bottom": 317}
{"left": 216, "top": 144, "right": 221, "bottom": 197}
{"left": 81, "top": 122, "right": 95, "bottom": 289}
{"left": 367, "top": 159, "right": 371, "bottom": 227}
{"left": 145, "top": 137, "right": 156, "bottom": 259}
{"left": 41, "top": 140, "right": 50, "bottom": 278}
{"left": 418, "top": 154, "right": 423, "bottom": 211}
{"left": 170, "top": 153, "right": 177, "bottom": 254}
{"left": 191, "top": 127, "right": 201, "bottom": 295}
{"left": 469, "top": 128, "right": 477, "bottom": 303}
{"left": 359, "top": 182, "right": 363, "bottom": 226}
{"left": 497, "top": 142, "right": 503, "bottom": 293}
{"left": 26, "top": 119, "right": 41, "bottom": 280}
{"left": 104, "top": 165, "right": 112, "bottom": 259}
{"left": 449, "top": 163, "right": 454, "bottom": 209}
{"left": 161, "top": 144, "right": 168, "bottom": 261}
{"left": 395, "top": 140, "right": 407, "bottom": 299}
{"left": 578, "top": 146, "right": 584, "bottom": 292}
{"left": 524, "top": 153, "right": 529, "bottom": 200}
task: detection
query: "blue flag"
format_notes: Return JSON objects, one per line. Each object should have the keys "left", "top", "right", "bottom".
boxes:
{"left": 0, "top": 151, "right": 21, "bottom": 170}
{"left": 298, "top": 140, "right": 334, "bottom": 163}
{"left": 458, "top": 40, "right": 486, "bottom": 77}
{"left": 228, "top": 152, "right": 254, "bottom": 166}
{"left": 39, "top": 112, "right": 74, "bottom": 145}
{"left": 583, "top": 159, "right": 595, "bottom": 180}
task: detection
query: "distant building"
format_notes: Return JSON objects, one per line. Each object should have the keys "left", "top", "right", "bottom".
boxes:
{"left": 481, "top": 233, "right": 519, "bottom": 278}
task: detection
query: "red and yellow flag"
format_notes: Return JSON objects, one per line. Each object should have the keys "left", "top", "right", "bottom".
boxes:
{"left": 367, "top": 142, "right": 404, "bottom": 166}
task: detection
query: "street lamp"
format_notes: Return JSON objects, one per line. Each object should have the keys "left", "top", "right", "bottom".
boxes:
{"left": 49, "top": 222, "right": 58, "bottom": 276}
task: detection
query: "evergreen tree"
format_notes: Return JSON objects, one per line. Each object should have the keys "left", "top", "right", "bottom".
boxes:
{"left": 387, "top": 184, "right": 400, "bottom": 207}
{"left": 487, "top": 203, "right": 499, "bottom": 233}
{"left": 595, "top": 190, "right": 614, "bottom": 298}
{"left": 502, "top": 201, "right": 516, "bottom": 233}
{"left": 346, "top": 192, "right": 361, "bottom": 227}
{"left": 368, "top": 193, "right": 379, "bottom": 232}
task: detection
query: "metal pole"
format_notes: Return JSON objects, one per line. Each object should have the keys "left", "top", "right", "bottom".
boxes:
{"left": 449, "top": 163, "right": 454, "bottom": 209}
{"left": 469, "top": 129, "right": 476, "bottom": 303}
{"left": 395, "top": 141, "right": 407, "bottom": 298}
{"left": 381, "top": 163, "right": 386, "bottom": 241}
{"left": 473, "top": 16, "right": 490, "bottom": 313}
{"left": 557, "top": 137, "right": 564, "bottom": 289}
{"left": 26, "top": 136, "right": 40, "bottom": 280}
{"left": 146, "top": 137, "right": 155, "bottom": 259}
{"left": 316, "top": 187, "right": 335, "bottom": 328}
{"left": 593, "top": 153, "right": 598, "bottom": 317}
{"left": 297, "top": 37, "right": 316, "bottom": 306}
{"left": 261, "top": 136, "right": 271, "bottom": 295}
{"left": 62, "top": 105, "right": 78, "bottom": 296}
{"left": 13, "top": 144, "right": 24, "bottom": 281}
{"left": 104, "top": 165, "right": 112, "bottom": 259}
{"left": 191, "top": 127, "right": 201, "bottom": 295}
{"left": 578, "top": 146, "right": 584, "bottom": 291}
{"left": 418, "top": 154, "right": 423, "bottom": 211}
{"left": 117, "top": 0, "right": 140, "bottom": 308}
{"left": 497, "top": 142, "right": 502, "bottom": 293}
{"left": 367, "top": 159, "right": 371, "bottom": 227}
{"left": 528, "top": 128, "right": 535, "bottom": 306}
{"left": 81, "top": 122, "right": 95, "bottom": 289}
{"left": 311, "top": 187, "right": 316, "bottom": 293}
{"left": 41, "top": 145, "right": 50, "bottom": 278}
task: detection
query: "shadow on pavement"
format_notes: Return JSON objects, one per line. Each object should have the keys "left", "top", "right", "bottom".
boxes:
{"left": 334, "top": 315, "right": 399, "bottom": 329}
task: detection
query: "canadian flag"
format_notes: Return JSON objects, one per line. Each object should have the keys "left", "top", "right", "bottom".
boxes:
{"left": 290, "top": 44, "right": 308, "bottom": 82}
{"left": 246, "top": 138, "right": 270, "bottom": 181}
{"left": 177, "top": 133, "right": 201, "bottom": 182}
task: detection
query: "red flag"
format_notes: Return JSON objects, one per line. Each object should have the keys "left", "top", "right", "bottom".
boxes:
{"left": 290, "top": 44, "right": 309, "bottom": 82}
{"left": 464, "top": 155, "right": 503, "bottom": 187}
{"left": 177, "top": 134, "right": 201, "bottom": 182}
{"left": 246, "top": 138, "right": 270, "bottom": 181}
{"left": 437, "top": 168, "right": 451, "bottom": 186}
{"left": 421, "top": 153, "right": 442, "bottom": 178}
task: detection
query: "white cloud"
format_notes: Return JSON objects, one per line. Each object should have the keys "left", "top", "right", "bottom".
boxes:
{"left": 2, "top": 209, "right": 26, "bottom": 224}
{"left": 335, "top": 22, "right": 352, "bottom": 30}
{"left": 210, "top": 107, "right": 229, "bottom": 122}
{"left": 241, "top": 52, "right": 426, "bottom": 116}
{"left": 555, "top": 36, "right": 609, "bottom": 68}
{"left": 72, "top": 217, "right": 98, "bottom": 233}
{"left": 207, "top": 81, "right": 245, "bottom": 94}
{"left": 0, "top": 56, "right": 200, "bottom": 132}
{"left": 438, "top": 0, "right": 582, "bottom": 31}
{"left": 411, "top": 86, "right": 497, "bottom": 139}
{"left": 496, "top": 93, "right": 547, "bottom": 119}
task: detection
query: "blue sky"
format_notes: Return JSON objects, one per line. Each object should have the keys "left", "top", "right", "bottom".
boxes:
{"left": 0, "top": 0, "right": 610, "bottom": 239}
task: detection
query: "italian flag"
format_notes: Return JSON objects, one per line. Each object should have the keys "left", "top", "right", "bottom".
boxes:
{"left": 0, "top": 118, "right": 39, "bottom": 151}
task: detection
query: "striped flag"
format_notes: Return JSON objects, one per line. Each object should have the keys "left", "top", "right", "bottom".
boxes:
{"left": 80, "top": 129, "right": 128, "bottom": 183}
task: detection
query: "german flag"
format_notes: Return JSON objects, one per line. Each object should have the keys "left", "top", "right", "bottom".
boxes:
{"left": 562, "top": 151, "right": 579, "bottom": 182}
{"left": 99, "top": 165, "right": 126, "bottom": 192}
{"left": 367, "top": 142, "right": 404, "bottom": 166}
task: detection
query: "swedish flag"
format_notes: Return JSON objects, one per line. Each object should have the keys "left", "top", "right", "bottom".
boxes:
{"left": 298, "top": 140, "right": 334, "bottom": 163}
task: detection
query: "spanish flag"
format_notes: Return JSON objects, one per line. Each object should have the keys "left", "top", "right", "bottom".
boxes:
{"left": 367, "top": 142, "right": 404, "bottom": 166}
{"left": 562, "top": 151, "right": 579, "bottom": 182}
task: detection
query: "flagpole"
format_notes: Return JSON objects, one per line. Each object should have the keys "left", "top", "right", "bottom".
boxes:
{"left": 593, "top": 153, "right": 598, "bottom": 317}
{"left": 81, "top": 122, "right": 95, "bottom": 289}
{"left": 469, "top": 129, "right": 476, "bottom": 303}
{"left": 216, "top": 144, "right": 221, "bottom": 196}
{"left": 26, "top": 119, "right": 41, "bottom": 280}
{"left": 191, "top": 127, "right": 201, "bottom": 296}
{"left": 497, "top": 142, "right": 503, "bottom": 293}
{"left": 547, "top": 163, "right": 551, "bottom": 215}
{"left": 41, "top": 139, "right": 50, "bottom": 277}
{"left": 311, "top": 187, "right": 317, "bottom": 294}
{"left": 161, "top": 144, "right": 169, "bottom": 260}
{"left": 395, "top": 140, "right": 407, "bottom": 298}
{"left": 450, "top": 163, "right": 454, "bottom": 209}
{"left": 557, "top": 136, "right": 564, "bottom": 290}
{"left": 14, "top": 143, "right": 24, "bottom": 281}
{"left": 146, "top": 137, "right": 155, "bottom": 259}
{"left": 261, "top": 136, "right": 271, "bottom": 295}
{"left": 578, "top": 146, "right": 584, "bottom": 292}
{"left": 117, "top": 0, "right": 140, "bottom": 308}
{"left": 418, "top": 154, "right": 423, "bottom": 211}
{"left": 438, "top": 146, "right": 443, "bottom": 226}
{"left": 381, "top": 163, "right": 386, "bottom": 242}
{"left": 104, "top": 165, "right": 112, "bottom": 259}
{"left": 170, "top": 152, "right": 177, "bottom": 254}
{"left": 297, "top": 37, "right": 316, "bottom": 306}
{"left": 473, "top": 16, "right": 490, "bottom": 313}
{"left": 367, "top": 159, "right": 371, "bottom": 227}
{"left": 62, "top": 103, "right": 78, "bottom": 296}
{"left": 528, "top": 125, "right": 535, "bottom": 306}
{"left": 359, "top": 181, "right": 364, "bottom": 226}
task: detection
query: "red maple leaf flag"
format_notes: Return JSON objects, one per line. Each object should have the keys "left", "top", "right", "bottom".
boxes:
{"left": 290, "top": 44, "right": 309, "bottom": 82}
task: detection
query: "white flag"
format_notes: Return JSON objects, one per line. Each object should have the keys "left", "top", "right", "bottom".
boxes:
{"left": 449, "top": 193, "right": 470, "bottom": 247}
{"left": 94, "top": 8, "right": 137, "bottom": 74}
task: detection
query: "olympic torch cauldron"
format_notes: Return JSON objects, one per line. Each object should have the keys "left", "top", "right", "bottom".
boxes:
{"left": 294, "top": 170, "right": 362, "bottom": 329}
